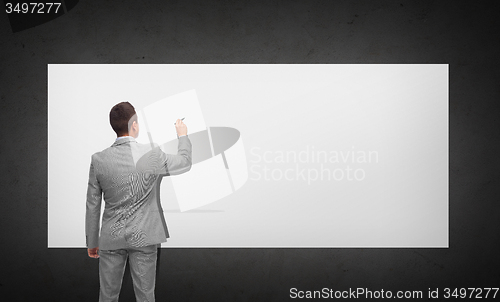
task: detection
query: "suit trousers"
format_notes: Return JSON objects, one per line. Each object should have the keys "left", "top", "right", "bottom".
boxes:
{"left": 99, "top": 244, "right": 158, "bottom": 302}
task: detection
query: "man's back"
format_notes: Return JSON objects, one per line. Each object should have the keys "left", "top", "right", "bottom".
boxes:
{"left": 86, "top": 136, "right": 192, "bottom": 251}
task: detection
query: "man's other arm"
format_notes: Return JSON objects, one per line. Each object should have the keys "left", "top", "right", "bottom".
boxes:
{"left": 85, "top": 156, "right": 102, "bottom": 258}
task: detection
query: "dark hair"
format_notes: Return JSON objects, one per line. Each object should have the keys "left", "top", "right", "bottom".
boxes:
{"left": 109, "top": 102, "right": 137, "bottom": 136}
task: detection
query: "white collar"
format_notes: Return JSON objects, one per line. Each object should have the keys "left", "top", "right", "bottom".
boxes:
{"left": 115, "top": 136, "right": 133, "bottom": 141}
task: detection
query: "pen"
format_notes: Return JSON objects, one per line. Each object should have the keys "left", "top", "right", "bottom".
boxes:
{"left": 174, "top": 117, "right": 185, "bottom": 125}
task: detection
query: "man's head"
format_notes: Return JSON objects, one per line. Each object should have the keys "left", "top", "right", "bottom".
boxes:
{"left": 109, "top": 102, "right": 139, "bottom": 138}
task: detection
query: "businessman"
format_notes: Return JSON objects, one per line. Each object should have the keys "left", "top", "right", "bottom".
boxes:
{"left": 86, "top": 102, "right": 192, "bottom": 302}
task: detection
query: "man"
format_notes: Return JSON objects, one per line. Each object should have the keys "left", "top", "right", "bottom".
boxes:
{"left": 86, "top": 101, "right": 192, "bottom": 302}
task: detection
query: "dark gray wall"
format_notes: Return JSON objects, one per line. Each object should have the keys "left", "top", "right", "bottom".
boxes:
{"left": 1, "top": 0, "right": 499, "bottom": 301}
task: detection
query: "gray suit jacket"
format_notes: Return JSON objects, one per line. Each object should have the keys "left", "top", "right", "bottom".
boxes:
{"left": 86, "top": 136, "right": 192, "bottom": 250}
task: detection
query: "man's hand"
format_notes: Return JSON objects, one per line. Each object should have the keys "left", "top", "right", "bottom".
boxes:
{"left": 175, "top": 119, "right": 188, "bottom": 137}
{"left": 88, "top": 247, "right": 99, "bottom": 258}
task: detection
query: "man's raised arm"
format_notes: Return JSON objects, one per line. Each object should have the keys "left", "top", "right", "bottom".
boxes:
{"left": 161, "top": 119, "right": 192, "bottom": 175}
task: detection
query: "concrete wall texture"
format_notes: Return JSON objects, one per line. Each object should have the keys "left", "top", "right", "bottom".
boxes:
{"left": 0, "top": 0, "right": 499, "bottom": 301}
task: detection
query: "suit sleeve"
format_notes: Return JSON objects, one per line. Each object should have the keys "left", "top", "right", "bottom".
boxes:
{"left": 159, "top": 135, "right": 193, "bottom": 175}
{"left": 85, "top": 156, "right": 102, "bottom": 249}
